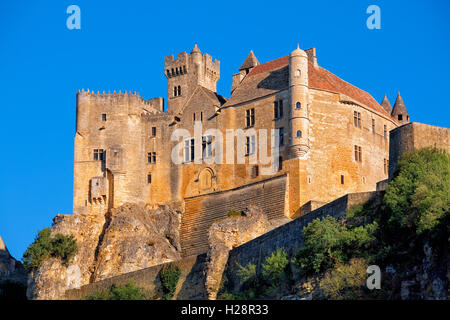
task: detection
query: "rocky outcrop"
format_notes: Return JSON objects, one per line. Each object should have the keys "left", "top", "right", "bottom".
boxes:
{"left": 27, "top": 203, "right": 181, "bottom": 300}
{"left": 205, "top": 205, "right": 271, "bottom": 300}
{"left": 0, "top": 236, "right": 28, "bottom": 299}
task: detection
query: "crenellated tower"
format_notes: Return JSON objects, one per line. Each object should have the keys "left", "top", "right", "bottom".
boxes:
{"left": 289, "top": 45, "right": 310, "bottom": 158}
{"left": 164, "top": 44, "right": 220, "bottom": 114}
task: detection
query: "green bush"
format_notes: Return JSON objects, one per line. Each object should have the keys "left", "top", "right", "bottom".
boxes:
{"left": 319, "top": 258, "right": 368, "bottom": 300}
{"left": 84, "top": 281, "right": 147, "bottom": 300}
{"left": 23, "top": 228, "right": 77, "bottom": 271}
{"left": 236, "top": 262, "right": 257, "bottom": 284}
{"left": 159, "top": 264, "right": 181, "bottom": 300}
{"left": 261, "top": 248, "right": 289, "bottom": 284}
{"left": 293, "top": 216, "right": 377, "bottom": 275}
{"left": 385, "top": 148, "right": 449, "bottom": 238}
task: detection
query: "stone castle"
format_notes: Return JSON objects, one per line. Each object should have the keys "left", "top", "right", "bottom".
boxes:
{"left": 73, "top": 44, "right": 410, "bottom": 257}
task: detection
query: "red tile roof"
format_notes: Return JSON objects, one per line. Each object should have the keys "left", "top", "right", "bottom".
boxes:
{"left": 230, "top": 55, "right": 392, "bottom": 119}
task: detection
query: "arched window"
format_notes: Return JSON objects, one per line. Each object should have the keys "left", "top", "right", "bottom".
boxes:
{"left": 296, "top": 69, "right": 301, "bottom": 77}
{"left": 296, "top": 130, "right": 302, "bottom": 138}
{"left": 171, "top": 68, "right": 175, "bottom": 76}
{"left": 173, "top": 86, "right": 177, "bottom": 97}
{"left": 176, "top": 67, "right": 179, "bottom": 75}
{"left": 177, "top": 86, "right": 181, "bottom": 96}
{"left": 296, "top": 102, "right": 301, "bottom": 109}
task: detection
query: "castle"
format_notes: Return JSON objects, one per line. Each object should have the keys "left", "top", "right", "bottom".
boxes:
{"left": 73, "top": 44, "right": 409, "bottom": 256}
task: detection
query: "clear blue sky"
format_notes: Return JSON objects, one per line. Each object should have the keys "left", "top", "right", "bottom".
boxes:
{"left": 0, "top": 0, "right": 449, "bottom": 259}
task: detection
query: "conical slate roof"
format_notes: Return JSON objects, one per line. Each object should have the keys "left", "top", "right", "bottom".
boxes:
{"left": 380, "top": 94, "right": 393, "bottom": 114}
{"left": 239, "top": 50, "right": 259, "bottom": 71}
{"left": 391, "top": 92, "right": 409, "bottom": 121}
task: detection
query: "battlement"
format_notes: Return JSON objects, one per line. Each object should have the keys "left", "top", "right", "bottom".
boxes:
{"left": 76, "top": 89, "right": 164, "bottom": 113}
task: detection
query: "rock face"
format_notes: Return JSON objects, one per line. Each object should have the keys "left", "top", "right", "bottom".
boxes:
{"left": 205, "top": 205, "right": 271, "bottom": 300}
{"left": 0, "top": 236, "right": 27, "bottom": 283}
{"left": 27, "top": 203, "right": 181, "bottom": 300}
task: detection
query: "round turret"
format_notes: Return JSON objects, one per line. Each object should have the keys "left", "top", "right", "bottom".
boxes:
{"left": 289, "top": 44, "right": 310, "bottom": 158}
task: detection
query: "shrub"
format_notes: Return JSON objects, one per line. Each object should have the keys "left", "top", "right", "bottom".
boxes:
{"left": 261, "top": 248, "right": 289, "bottom": 284}
{"left": 23, "top": 228, "right": 77, "bottom": 271}
{"left": 293, "top": 216, "right": 377, "bottom": 275}
{"left": 159, "top": 264, "right": 181, "bottom": 300}
{"left": 319, "top": 258, "right": 368, "bottom": 300}
{"left": 236, "top": 262, "right": 257, "bottom": 285}
{"left": 384, "top": 148, "right": 449, "bottom": 238}
{"left": 85, "top": 281, "right": 147, "bottom": 300}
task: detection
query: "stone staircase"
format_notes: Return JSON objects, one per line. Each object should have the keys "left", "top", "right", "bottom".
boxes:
{"left": 181, "top": 175, "right": 287, "bottom": 257}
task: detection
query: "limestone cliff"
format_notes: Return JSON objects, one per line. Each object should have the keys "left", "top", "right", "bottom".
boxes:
{"left": 205, "top": 205, "right": 271, "bottom": 300}
{"left": 0, "top": 236, "right": 27, "bottom": 284}
{"left": 27, "top": 203, "right": 181, "bottom": 300}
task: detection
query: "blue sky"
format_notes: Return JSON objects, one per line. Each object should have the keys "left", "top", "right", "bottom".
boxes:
{"left": 0, "top": 0, "right": 449, "bottom": 259}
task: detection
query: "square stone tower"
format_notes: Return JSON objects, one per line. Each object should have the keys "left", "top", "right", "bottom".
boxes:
{"left": 164, "top": 44, "right": 220, "bottom": 114}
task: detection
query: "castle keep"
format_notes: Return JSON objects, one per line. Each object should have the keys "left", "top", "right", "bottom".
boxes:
{"left": 73, "top": 45, "right": 408, "bottom": 256}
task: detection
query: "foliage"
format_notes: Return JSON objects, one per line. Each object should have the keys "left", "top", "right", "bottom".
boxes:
{"left": 236, "top": 262, "right": 257, "bottom": 284}
{"left": 261, "top": 248, "right": 289, "bottom": 285}
{"left": 384, "top": 148, "right": 449, "bottom": 239}
{"left": 84, "top": 281, "right": 147, "bottom": 300}
{"left": 293, "top": 216, "right": 377, "bottom": 275}
{"left": 22, "top": 228, "right": 77, "bottom": 271}
{"left": 227, "top": 210, "right": 244, "bottom": 218}
{"left": 319, "top": 258, "right": 368, "bottom": 300}
{"left": 159, "top": 263, "right": 181, "bottom": 300}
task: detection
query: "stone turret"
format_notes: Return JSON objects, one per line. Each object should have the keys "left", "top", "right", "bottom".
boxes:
{"left": 391, "top": 92, "right": 409, "bottom": 124}
{"left": 289, "top": 44, "right": 310, "bottom": 158}
{"left": 380, "top": 94, "right": 393, "bottom": 114}
{"left": 165, "top": 44, "right": 220, "bottom": 114}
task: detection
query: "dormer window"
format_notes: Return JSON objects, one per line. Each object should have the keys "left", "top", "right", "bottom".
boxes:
{"left": 398, "top": 114, "right": 403, "bottom": 121}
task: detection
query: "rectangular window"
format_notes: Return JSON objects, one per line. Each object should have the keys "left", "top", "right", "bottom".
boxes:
{"left": 93, "top": 149, "right": 105, "bottom": 161}
{"left": 372, "top": 119, "right": 375, "bottom": 133}
{"left": 147, "top": 174, "right": 152, "bottom": 184}
{"left": 252, "top": 165, "right": 259, "bottom": 178}
{"left": 184, "top": 139, "right": 195, "bottom": 163}
{"left": 193, "top": 113, "right": 196, "bottom": 122}
{"left": 273, "top": 100, "right": 283, "bottom": 120}
{"left": 152, "top": 127, "right": 156, "bottom": 136}
{"left": 279, "top": 127, "right": 285, "bottom": 146}
{"left": 354, "top": 145, "right": 362, "bottom": 162}
{"left": 341, "top": 175, "right": 344, "bottom": 185}
{"left": 102, "top": 114, "right": 107, "bottom": 121}
{"left": 147, "top": 152, "right": 156, "bottom": 164}
{"left": 201, "top": 112, "right": 203, "bottom": 121}
{"left": 202, "top": 136, "right": 212, "bottom": 158}
{"left": 245, "top": 135, "right": 256, "bottom": 156}
{"left": 246, "top": 108, "right": 255, "bottom": 127}
{"left": 278, "top": 156, "right": 283, "bottom": 171}
{"left": 354, "top": 111, "right": 361, "bottom": 128}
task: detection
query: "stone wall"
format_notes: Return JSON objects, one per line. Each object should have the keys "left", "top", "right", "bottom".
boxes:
{"left": 389, "top": 122, "right": 449, "bottom": 179}
{"left": 181, "top": 174, "right": 287, "bottom": 257}
{"left": 65, "top": 254, "right": 207, "bottom": 300}
{"left": 221, "top": 191, "right": 380, "bottom": 293}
